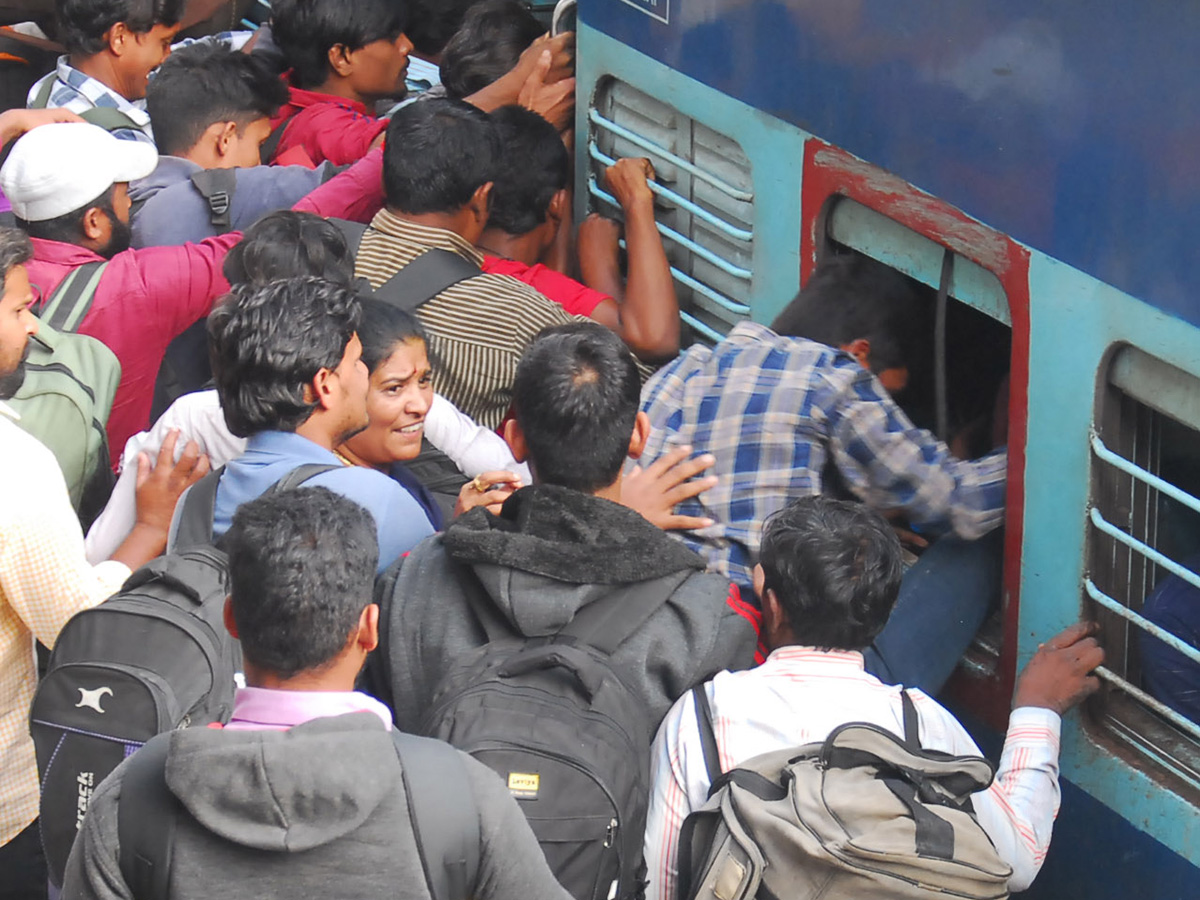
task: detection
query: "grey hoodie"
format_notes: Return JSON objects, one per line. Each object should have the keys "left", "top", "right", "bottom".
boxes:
{"left": 61, "top": 712, "right": 573, "bottom": 900}
{"left": 373, "top": 484, "right": 761, "bottom": 731}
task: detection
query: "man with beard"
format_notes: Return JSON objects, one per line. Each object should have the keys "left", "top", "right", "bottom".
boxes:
{"left": 0, "top": 122, "right": 392, "bottom": 453}
{"left": 188, "top": 276, "right": 434, "bottom": 572}
{"left": 0, "top": 226, "right": 208, "bottom": 900}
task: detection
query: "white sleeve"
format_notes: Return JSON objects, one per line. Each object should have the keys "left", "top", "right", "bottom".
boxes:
{"left": 424, "top": 393, "right": 531, "bottom": 481}
{"left": 85, "top": 391, "right": 246, "bottom": 563}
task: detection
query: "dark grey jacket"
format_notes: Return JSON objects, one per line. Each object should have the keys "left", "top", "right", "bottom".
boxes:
{"left": 61, "top": 712, "right": 572, "bottom": 900}
{"left": 374, "top": 484, "right": 761, "bottom": 732}
{"left": 128, "top": 156, "right": 337, "bottom": 248}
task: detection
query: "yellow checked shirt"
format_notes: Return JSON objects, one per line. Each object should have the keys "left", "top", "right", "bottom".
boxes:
{"left": 0, "top": 402, "right": 129, "bottom": 845}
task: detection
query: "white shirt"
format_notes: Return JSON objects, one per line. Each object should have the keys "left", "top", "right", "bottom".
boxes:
{"left": 85, "top": 390, "right": 528, "bottom": 562}
{"left": 644, "top": 647, "right": 1063, "bottom": 899}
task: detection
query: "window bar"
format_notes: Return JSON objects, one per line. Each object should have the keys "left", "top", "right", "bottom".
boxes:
{"left": 589, "top": 180, "right": 753, "bottom": 280}
{"left": 588, "top": 110, "right": 754, "bottom": 202}
{"left": 616, "top": 239, "right": 751, "bottom": 316}
{"left": 587, "top": 142, "right": 754, "bottom": 242}
{"left": 1084, "top": 579, "right": 1200, "bottom": 666}
{"left": 1092, "top": 432, "right": 1200, "bottom": 517}
{"left": 1089, "top": 507, "right": 1200, "bottom": 594}
{"left": 1093, "top": 666, "right": 1200, "bottom": 743}
{"left": 679, "top": 310, "right": 725, "bottom": 343}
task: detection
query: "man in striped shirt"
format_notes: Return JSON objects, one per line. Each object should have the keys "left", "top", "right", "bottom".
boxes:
{"left": 643, "top": 496, "right": 1104, "bottom": 900}
{"left": 353, "top": 97, "right": 582, "bottom": 429}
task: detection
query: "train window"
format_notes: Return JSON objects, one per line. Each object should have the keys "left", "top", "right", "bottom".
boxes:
{"left": 587, "top": 78, "right": 754, "bottom": 343}
{"left": 1088, "top": 346, "right": 1200, "bottom": 794}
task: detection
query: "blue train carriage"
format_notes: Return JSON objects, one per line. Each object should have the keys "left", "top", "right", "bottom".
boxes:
{"left": 569, "top": 0, "right": 1200, "bottom": 895}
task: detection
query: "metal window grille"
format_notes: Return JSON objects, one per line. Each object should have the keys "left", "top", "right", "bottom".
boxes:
{"left": 588, "top": 79, "right": 754, "bottom": 343}
{"left": 1088, "top": 345, "right": 1200, "bottom": 793}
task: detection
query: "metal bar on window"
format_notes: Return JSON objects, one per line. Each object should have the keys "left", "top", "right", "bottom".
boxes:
{"left": 1092, "top": 432, "right": 1200, "bottom": 518}
{"left": 1094, "top": 666, "right": 1200, "bottom": 742}
{"left": 614, "top": 238, "right": 750, "bottom": 318}
{"left": 1089, "top": 507, "right": 1200, "bottom": 594}
{"left": 588, "top": 109, "right": 754, "bottom": 202}
{"left": 589, "top": 180, "right": 753, "bottom": 280}
{"left": 679, "top": 310, "right": 726, "bottom": 343}
{"left": 1084, "top": 579, "right": 1200, "bottom": 666}
{"left": 588, "top": 142, "right": 754, "bottom": 242}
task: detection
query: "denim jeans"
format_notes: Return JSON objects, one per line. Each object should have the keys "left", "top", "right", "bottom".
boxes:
{"left": 0, "top": 819, "right": 48, "bottom": 900}
{"left": 863, "top": 530, "right": 1004, "bottom": 695}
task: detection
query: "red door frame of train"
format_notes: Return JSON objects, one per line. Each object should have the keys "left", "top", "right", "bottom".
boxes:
{"left": 799, "top": 139, "right": 1033, "bottom": 729}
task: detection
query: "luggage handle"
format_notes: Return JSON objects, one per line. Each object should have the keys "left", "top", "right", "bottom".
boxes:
{"left": 496, "top": 645, "right": 604, "bottom": 699}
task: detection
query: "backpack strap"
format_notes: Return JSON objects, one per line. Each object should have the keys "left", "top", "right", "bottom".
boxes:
{"left": 174, "top": 463, "right": 339, "bottom": 550}
{"left": 557, "top": 569, "right": 693, "bottom": 656}
{"left": 373, "top": 249, "right": 482, "bottom": 314}
{"left": 79, "top": 106, "right": 144, "bottom": 134}
{"left": 188, "top": 169, "right": 238, "bottom": 232}
{"left": 39, "top": 261, "right": 108, "bottom": 331}
{"left": 392, "top": 731, "right": 481, "bottom": 900}
{"left": 29, "top": 75, "right": 54, "bottom": 109}
{"left": 331, "top": 217, "right": 368, "bottom": 258}
{"left": 691, "top": 684, "right": 722, "bottom": 786}
{"left": 900, "top": 689, "right": 920, "bottom": 750}
{"left": 258, "top": 112, "right": 294, "bottom": 165}
{"left": 117, "top": 734, "right": 179, "bottom": 900}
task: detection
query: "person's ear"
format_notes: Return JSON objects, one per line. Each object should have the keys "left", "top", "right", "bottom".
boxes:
{"left": 214, "top": 121, "right": 239, "bottom": 159}
{"left": 107, "top": 22, "right": 129, "bottom": 56}
{"left": 358, "top": 603, "right": 379, "bottom": 653}
{"left": 841, "top": 337, "right": 872, "bottom": 371}
{"left": 308, "top": 366, "right": 335, "bottom": 410}
{"left": 548, "top": 188, "right": 569, "bottom": 225}
{"left": 627, "top": 410, "right": 651, "bottom": 460}
{"left": 222, "top": 596, "right": 239, "bottom": 639}
{"left": 757, "top": 573, "right": 792, "bottom": 649}
{"left": 752, "top": 563, "right": 766, "bottom": 603}
{"left": 470, "top": 181, "right": 494, "bottom": 223}
{"left": 80, "top": 206, "right": 111, "bottom": 245}
{"left": 328, "top": 43, "right": 355, "bottom": 77}
{"left": 503, "top": 417, "right": 529, "bottom": 463}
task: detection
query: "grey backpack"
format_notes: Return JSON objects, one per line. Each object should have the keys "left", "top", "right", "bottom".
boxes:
{"left": 676, "top": 688, "right": 1013, "bottom": 900}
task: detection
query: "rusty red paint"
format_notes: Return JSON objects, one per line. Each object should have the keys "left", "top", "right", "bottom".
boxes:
{"left": 800, "top": 138, "right": 1032, "bottom": 729}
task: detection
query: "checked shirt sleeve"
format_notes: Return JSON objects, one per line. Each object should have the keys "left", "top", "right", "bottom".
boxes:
{"left": 827, "top": 369, "right": 1007, "bottom": 539}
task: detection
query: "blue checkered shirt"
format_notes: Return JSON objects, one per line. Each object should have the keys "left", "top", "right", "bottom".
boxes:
{"left": 639, "top": 321, "right": 1008, "bottom": 588}
{"left": 27, "top": 57, "right": 155, "bottom": 145}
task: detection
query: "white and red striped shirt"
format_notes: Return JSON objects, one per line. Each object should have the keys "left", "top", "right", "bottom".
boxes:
{"left": 644, "top": 646, "right": 1061, "bottom": 899}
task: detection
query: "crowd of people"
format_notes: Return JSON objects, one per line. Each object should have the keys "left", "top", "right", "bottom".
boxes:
{"left": 0, "top": 0, "right": 1107, "bottom": 897}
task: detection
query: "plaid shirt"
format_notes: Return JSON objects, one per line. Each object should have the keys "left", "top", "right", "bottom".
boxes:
{"left": 639, "top": 321, "right": 1007, "bottom": 587}
{"left": 27, "top": 57, "right": 155, "bottom": 145}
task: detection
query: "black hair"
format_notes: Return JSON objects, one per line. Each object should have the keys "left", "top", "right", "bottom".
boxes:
{"left": 439, "top": 0, "right": 542, "bottom": 99}
{"left": 486, "top": 104, "right": 568, "bottom": 236}
{"left": 56, "top": 0, "right": 186, "bottom": 56}
{"left": 383, "top": 97, "right": 500, "bottom": 213}
{"left": 271, "top": 0, "right": 408, "bottom": 90}
{"left": 223, "top": 211, "right": 353, "bottom": 287}
{"left": 226, "top": 487, "right": 378, "bottom": 679}
{"left": 512, "top": 321, "right": 640, "bottom": 493}
{"left": 404, "top": 0, "right": 477, "bottom": 58}
{"left": 146, "top": 42, "right": 289, "bottom": 157}
{"left": 358, "top": 297, "right": 428, "bottom": 373}
{"left": 0, "top": 226, "right": 33, "bottom": 279}
{"left": 15, "top": 185, "right": 115, "bottom": 245}
{"left": 208, "top": 276, "right": 361, "bottom": 437}
{"left": 759, "top": 496, "right": 904, "bottom": 651}
{"left": 771, "top": 253, "right": 921, "bottom": 372}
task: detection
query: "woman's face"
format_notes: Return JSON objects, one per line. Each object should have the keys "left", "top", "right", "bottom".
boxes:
{"left": 341, "top": 339, "right": 433, "bottom": 467}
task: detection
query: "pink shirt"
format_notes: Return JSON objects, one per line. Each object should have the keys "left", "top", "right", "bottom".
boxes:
{"left": 269, "top": 85, "right": 388, "bottom": 167}
{"left": 480, "top": 256, "right": 611, "bottom": 318}
{"left": 223, "top": 686, "right": 393, "bottom": 731}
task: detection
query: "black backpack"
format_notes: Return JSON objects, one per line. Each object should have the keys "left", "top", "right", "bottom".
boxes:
{"left": 115, "top": 727, "right": 481, "bottom": 900}
{"left": 30, "top": 463, "right": 335, "bottom": 886}
{"left": 420, "top": 569, "right": 691, "bottom": 900}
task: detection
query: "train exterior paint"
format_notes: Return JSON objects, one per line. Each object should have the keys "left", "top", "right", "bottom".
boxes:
{"left": 572, "top": 2, "right": 1200, "bottom": 896}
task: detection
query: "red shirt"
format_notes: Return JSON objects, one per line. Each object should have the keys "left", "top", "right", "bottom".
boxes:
{"left": 22, "top": 148, "right": 387, "bottom": 458}
{"left": 268, "top": 85, "right": 388, "bottom": 167}
{"left": 480, "top": 256, "right": 611, "bottom": 318}
{"left": 25, "top": 235, "right": 237, "bottom": 456}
